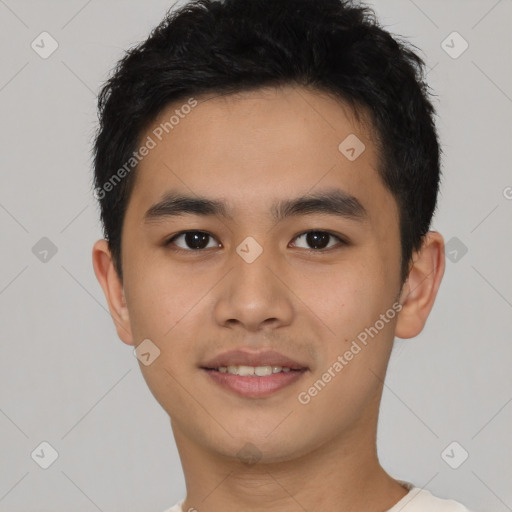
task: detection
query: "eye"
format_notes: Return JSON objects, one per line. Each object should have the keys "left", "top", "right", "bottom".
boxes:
{"left": 164, "top": 229, "right": 347, "bottom": 253}
{"left": 290, "top": 230, "right": 346, "bottom": 251}
{"left": 165, "top": 231, "right": 220, "bottom": 251}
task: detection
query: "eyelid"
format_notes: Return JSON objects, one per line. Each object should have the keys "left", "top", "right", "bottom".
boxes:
{"left": 290, "top": 230, "right": 348, "bottom": 250}
{"left": 165, "top": 230, "right": 220, "bottom": 250}
{"left": 164, "top": 229, "right": 349, "bottom": 251}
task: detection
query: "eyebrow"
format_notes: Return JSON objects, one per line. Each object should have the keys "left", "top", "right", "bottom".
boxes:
{"left": 143, "top": 188, "right": 368, "bottom": 224}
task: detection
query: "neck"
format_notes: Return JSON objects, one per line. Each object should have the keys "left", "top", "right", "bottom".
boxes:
{"left": 171, "top": 409, "right": 408, "bottom": 512}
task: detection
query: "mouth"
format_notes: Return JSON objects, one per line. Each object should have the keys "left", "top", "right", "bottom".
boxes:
{"left": 200, "top": 349, "right": 309, "bottom": 398}
{"left": 202, "top": 364, "right": 303, "bottom": 376}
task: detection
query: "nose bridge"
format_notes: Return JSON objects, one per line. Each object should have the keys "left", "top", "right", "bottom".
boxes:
{"left": 231, "top": 235, "right": 277, "bottom": 299}
{"left": 213, "top": 235, "right": 294, "bottom": 330}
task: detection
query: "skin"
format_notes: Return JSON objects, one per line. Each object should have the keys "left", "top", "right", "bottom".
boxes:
{"left": 92, "top": 84, "right": 445, "bottom": 512}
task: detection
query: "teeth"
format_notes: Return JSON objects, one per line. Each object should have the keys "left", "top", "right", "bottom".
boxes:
{"left": 237, "top": 365, "right": 254, "bottom": 376}
{"left": 216, "top": 365, "right": 294, "bottom": 376}
{"left": 254, "top": 366, "right": 271, "bottom": 376}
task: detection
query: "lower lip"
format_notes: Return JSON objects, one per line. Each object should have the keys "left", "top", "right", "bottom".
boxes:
{"left": 201, "top": 368, "right": 307, "bottom": 398}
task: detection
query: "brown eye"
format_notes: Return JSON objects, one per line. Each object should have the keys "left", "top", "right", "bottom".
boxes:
{"left": 291, "top": 231, "right": 345, "bottom": 250}
{"left": 166, "top": 231, "right": 219, "bottom": 250}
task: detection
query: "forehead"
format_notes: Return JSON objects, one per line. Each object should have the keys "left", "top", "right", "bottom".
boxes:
{"left": 125, "top": 85, "right": 396, "bottom": 228}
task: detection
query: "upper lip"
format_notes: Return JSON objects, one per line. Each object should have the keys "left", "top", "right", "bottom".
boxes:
{"left": 201, "top": 349, "right": 308, "bottom": 370}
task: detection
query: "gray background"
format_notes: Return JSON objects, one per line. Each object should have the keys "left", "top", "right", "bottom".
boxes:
{"left": 0, "top": 0, "right": 511, "bottom": 511}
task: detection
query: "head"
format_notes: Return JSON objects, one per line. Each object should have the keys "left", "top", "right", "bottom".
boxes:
{"left": 92, "top": 0, "right": 445, "bottom": 465}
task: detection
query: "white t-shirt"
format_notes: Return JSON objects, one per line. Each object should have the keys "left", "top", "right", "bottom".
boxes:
{"left": 162, "top": 480, "right": 472, "bottom": 512}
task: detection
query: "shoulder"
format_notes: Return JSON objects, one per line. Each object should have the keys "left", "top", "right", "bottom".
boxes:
{"left": 162, "top": 488, "right": 473, "bottom": 512}
{"left": 161, "top": 499, "right": 184, "bottom": 512}
{"left": 388, "top": 483, "right": 472, "bottom": 512}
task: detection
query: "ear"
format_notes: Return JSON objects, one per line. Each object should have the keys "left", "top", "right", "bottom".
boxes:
{"left": 91, "top": 239, "right": 134, "bottom": 345}
{"left": 395, "top": 231, "right": 445, "bottom": 339}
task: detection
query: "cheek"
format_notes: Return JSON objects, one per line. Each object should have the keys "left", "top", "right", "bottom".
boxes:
{"left": 123, "top": 258, "right": 217, "bottom": 394}
{"left": 293, "top": 267, "right": 396, "bottom": 429}
{"left": 124, "top": 265, "right": 211, "bottom": 418}
{"left": 297, "top": 260, "right": 390, "bottom": 338}
{"left": 123, "top": 257, "right": 213, "bottom": 341}
{"left": 295, "top": 258, "right": 397, "bottom": 384}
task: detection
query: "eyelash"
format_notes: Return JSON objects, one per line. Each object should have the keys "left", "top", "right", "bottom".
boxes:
{"left": 164, "top": 230, "right": 348, "bottom": 253}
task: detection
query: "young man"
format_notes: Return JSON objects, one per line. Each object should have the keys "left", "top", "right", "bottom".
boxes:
{"left": 91, "top": 0, "right": 472, "bottom": 510}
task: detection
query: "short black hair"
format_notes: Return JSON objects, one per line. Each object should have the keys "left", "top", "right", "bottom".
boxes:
{"left": 92, "top": 0, "right": 441, "bottom": 285}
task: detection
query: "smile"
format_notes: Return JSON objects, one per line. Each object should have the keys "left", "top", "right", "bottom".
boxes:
{"left": 201, "top": 366, "right": 308, "bottom": 398}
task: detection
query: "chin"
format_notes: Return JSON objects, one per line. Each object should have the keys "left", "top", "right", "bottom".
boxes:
{"left": 212, "top": 429, "right": 314, "bottom": 465}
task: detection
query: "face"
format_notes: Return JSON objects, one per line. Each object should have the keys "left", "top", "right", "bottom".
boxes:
{"left": 103, "top": 85, "right": 407, "bottom": 462}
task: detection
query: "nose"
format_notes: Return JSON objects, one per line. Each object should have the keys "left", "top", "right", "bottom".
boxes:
{"left": 212, "top": 243, "right": 295, "bottom": 333}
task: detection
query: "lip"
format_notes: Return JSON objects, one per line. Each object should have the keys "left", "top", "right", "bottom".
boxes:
{"left": 200, "top": 349, "right": 308, "bottom": 370}
{"left": 201, "top": 367, "right": 308, "bottom": 398}
{"left": 200, "top": 349, "right": 309, "bottom": 398}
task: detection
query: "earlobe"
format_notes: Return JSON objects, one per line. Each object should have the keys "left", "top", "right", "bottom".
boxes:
{"left": 91, "top": 239, "right": 134, "bottom": 345}
{"left": 395, "top": 231, "right": 446, "bottom": 339}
